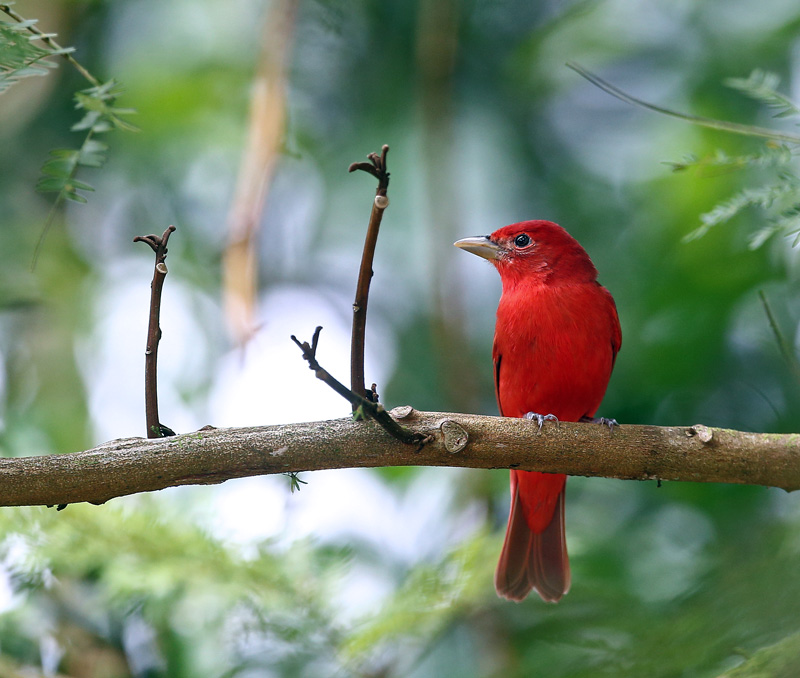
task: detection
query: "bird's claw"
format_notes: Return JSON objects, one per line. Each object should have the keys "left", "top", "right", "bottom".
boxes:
{"left": 523, "top": 412, "right": 559, "bottom": 432}
{"left": 580, "top": 415, "right": 618, "bottom": 431}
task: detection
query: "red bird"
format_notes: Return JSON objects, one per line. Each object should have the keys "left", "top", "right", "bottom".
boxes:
{"left": 455, "top": 221, "right": 621, "bottom": 602}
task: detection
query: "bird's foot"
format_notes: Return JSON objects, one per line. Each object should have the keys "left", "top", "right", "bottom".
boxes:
{"left": 580, "top": 415, "right": 618, "bottom": 431}
{"left": 523, "top": 412, "right": 559, "bottom": 432}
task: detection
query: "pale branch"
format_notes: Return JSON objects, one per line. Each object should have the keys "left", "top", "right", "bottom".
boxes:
{"left": 0, "top": 412, "right": 798, "bottom": 508}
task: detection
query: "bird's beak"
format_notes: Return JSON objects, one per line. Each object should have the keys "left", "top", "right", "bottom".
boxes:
{"left": 454, "top": 235, "right": 503, "bottom": 261}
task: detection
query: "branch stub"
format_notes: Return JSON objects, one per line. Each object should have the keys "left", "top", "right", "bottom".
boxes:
{"left": 440, "top": 419, "right": 468, "bottom": 454}
{"left": 390, "top": 405, "right": 414, "bottom": 419}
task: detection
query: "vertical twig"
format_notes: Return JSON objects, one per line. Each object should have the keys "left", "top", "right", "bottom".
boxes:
{"left": 759, "top": 290, "right": 800, "bottom": 384}
{"left": 348, "top": 145, "right": 390, "bottom": 403}
{"left": 133, "top": 226, "right": 177, "bottom": 438}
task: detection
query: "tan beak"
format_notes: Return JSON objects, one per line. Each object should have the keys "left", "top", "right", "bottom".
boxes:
{"left": 454, "top": 235, "right": 503, "bottom": 261}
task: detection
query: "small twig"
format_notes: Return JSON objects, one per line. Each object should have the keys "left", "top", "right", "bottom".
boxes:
{"left": 348, "top": 145, "right": 391, "bottom": 403}
{"left": 567, "top": 62, "right": 800, "bottom": 145}
{"left": 133, "top": 225, "right": 177, "bottom": 439}
{"left": 291, "top": 326, "right": 431, "bottom": 449}
{"left": 759, "top": 290, "right": 800, "bottom": 384}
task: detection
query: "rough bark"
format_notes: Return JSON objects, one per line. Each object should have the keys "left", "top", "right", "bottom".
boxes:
{"left": 1, "top": 410, "right": 798, "bottom": 507}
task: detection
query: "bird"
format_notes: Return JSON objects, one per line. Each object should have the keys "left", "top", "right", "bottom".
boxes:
{"left": 455, "top": 220, "right": 621, "bottom": 602}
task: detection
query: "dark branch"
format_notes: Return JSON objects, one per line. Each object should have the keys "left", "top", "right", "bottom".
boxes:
{"left": 348, "top": 145, "right": 391, "bottom": 402}
{"left": 291, "top": 326, "right": 432, "bottom": 449}
{"left": 133, "top": 225, "right": 177, "bottom": 438}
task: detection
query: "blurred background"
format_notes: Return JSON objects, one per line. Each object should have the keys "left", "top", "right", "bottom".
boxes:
{"left": 2, "top": 0, "right": 800, "bottom": 676}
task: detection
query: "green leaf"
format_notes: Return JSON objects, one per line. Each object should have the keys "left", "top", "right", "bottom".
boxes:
{"left": 78, "top": 140, "right": 108, "bottom": 167}
{"left": 63, "top": 190, "right": 89, "bottom": 204}
{"left": 67, "top": 179, "right": 95, "bottom": 192}
{"left": 747, "top": 224, "right": 782, "bottom": 250}
{"left": 34, "top": 176, "right": 69, "bottom": 193}
{"left": 0, "top": 20, "right": 62, "bottom": 93}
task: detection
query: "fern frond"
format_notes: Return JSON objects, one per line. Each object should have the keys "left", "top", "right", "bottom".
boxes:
{"left": 683, "top": 177, "right": 800, "bottom": 242}
{"left": 748, "top": 223, "right": 784, "bottom": 250}
{"left": 666, "top": 144, "right": 795, "bottom": 174}
{"left": 1, "top": 7, "right": 140, "bottom": 264}
{"left": 0, "top": 18, "right": 71, "bottom": 94}
{"left": 725, "top": 70, "right": 800, "bottom": 119}
{"left": 33, "top": 80, "right": 137, "bottom": 264}
{"left": 773, "top": 207, "right": 800, "bottom": 248}
{"left": 36, "top": 81, "right": 136, "bottom": 204}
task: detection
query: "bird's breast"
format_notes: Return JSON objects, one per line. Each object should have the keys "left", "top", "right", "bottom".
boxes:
{"left": 493, "top": 282, "right": 618, "bottom": 421}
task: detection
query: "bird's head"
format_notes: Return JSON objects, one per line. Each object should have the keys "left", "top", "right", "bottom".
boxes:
{"left": 454, "top": 220, "right": 597, "bottom": 288}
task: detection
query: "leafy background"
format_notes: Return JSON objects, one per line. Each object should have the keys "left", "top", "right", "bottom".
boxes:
{"left": 2, "top": 0, "right": 800, "bottom": 676}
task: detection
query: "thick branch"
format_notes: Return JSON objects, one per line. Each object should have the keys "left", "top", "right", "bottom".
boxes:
{"left": 0, "top": 413, "right": 798, "bottom": 508}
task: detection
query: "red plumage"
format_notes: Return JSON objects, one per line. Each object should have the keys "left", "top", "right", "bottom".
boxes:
{"left": 456, "top": 220, "right": 621, "bottom": 603}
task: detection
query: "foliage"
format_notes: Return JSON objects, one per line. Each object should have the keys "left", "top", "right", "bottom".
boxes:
{"left": 0, "top": 15, "right": 71, "bottom": 93}
{"left": 0, "top": 6, "right": 136, "bottom": 261}
{"left": 724, "top": 70, "right": 800, "bottom": 119}
{"left": 37, "top": 81, "right": 137, "bottom": 205}
{"left": 718, "top": 631, "right": 800, "bottom": 678}
{"left": 0, "top": 503, "right": 498, "bottom": 677}
{"left": 668, "top": 71, "right": 800, "bottom": 248}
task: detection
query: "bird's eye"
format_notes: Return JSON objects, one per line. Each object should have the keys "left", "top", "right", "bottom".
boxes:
{"left": 513, "top": 233, "right": 532, "bottom": 248}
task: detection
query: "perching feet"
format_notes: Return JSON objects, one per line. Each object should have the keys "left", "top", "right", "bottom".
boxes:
{"left": 580, "top": 415, "right": 618, "bottom": 431}
{"left": 523, "top": 411, "right": 559, "bottom": 432}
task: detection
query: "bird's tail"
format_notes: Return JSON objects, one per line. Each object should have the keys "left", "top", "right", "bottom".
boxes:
{"left": 494, "top": 471, "right": 570, "bottom": 603}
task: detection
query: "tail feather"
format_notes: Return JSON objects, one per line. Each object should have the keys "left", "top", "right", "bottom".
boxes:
{"left": 494, "top": 480, "right": 570, "bottom": 603}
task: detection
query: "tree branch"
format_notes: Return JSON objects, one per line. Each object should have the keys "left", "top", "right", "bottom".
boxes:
{"left": 0, "top": 413, "right": 797, "bottom": 508}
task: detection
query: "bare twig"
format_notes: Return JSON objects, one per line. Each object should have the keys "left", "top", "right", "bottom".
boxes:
{"left": 0, "top": 415, "right": 798, "bottom": 507}
{"left": 348, "top": 145, "right": 390, "bottom": 402}
{"left": 567, "top": 62, "right": 800, "bottom": 145}
{"left": 291, "top": 326, "right": 431, "bottom": 448}
{"left": 133, "top": 225, "right": 177, "bottom": 438}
